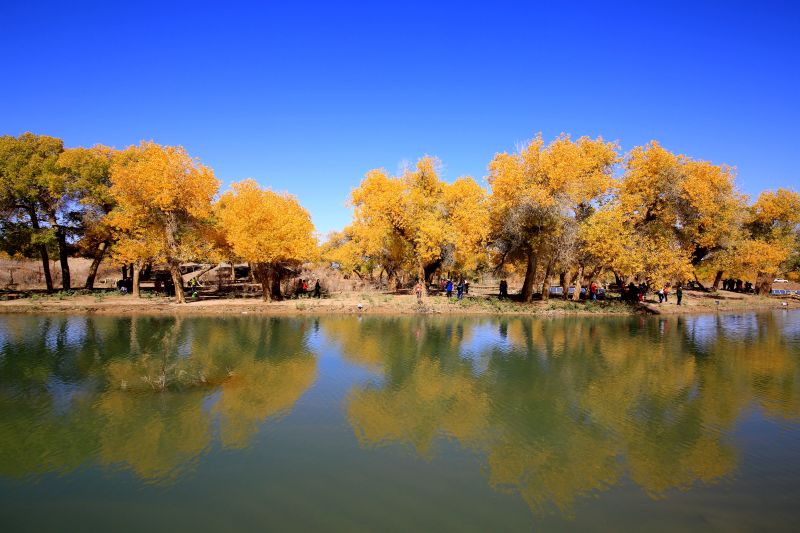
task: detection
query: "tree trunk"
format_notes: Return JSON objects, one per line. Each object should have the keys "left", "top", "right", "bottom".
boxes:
{"left": 755, "top": 271, "right": 772, "bottom": 295}
{"left": 562, "top": 270, "right": 574, "bottom": 301}
{"left": 417, "top": 262, "right": 428, "bottom": 295}
{"left": 423, "top": 260, "right": 441, "bottom": 286}
{"left": 571, "top": 266, "right": 585, "bottom": 301}
{"left": 253, "top": 263, "right": 271, "bottom": 302}
{"left": 49, "top": 213, "right": 70, "bottom": 291}
{"left": 27, "top": 206, "right": 53, "bottom": 292}
{"left": 712, "top": 270, "right": 724, "bottom": 291}
{"left": 541, "top": 260, "right": 554, "bottom": 301}
{"left": 170, "top": 262, "right": 185, "bottom": 303}
{"left": 693, "top": 272, "right": 707, "bottom": 291}
{"left": 58, "top": 238, "right": 70, "bottom": 289}
{"left": 164, "top": 212, "right": 185, "bottom": 303}
{"left": 84, "top": 241, "right": 108, "bottom": 289}
{"left": 270, "top": 265, "right": 283, "bottom": 301}
{"left": 122, "top": 264, "right": 128, "bottom": 279}
{"left": 520, "top": 250, "right": 538, "bottom": 302}
{"left": 132, "top": 263, "right": 141, "bottom": 298}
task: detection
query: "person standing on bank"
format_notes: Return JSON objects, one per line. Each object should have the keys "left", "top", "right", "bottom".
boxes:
{"left": 313, "top": 279, "right": 321, "bottom": 298}
{"left": 676, "top": 284, "right": 683, "bottom": 306}
{"left": 457, "top": 278, "right": 464, "bottom": 300}
{"left": 414, "top": 280, "right": 424, "bottom": 302}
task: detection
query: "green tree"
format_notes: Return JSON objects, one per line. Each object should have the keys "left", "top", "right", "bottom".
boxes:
{"left": 0, "top": 133, "right": 66, "bottom": 291}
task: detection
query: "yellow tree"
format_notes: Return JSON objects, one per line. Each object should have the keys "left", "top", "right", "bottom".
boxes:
{"left": 107, "top": 223, "right": 165, "bottom": 297}
{"left": 108, "top": 142, "right": 219, "bottom": 303}
{"left": 350, "top": 158, "right": 445, "bottom": 288}
{"left": 444, "top": 177, "right": 491, "bottom": 273}
{"left": 488, "top": 134, "right": 618, "bottom": 301}
{"left": 577, "top": 204, "right": 642, "bottom": 285}
{"left": 618, "top": 141, "right": 744, "bottom": 287}
{"left": 680, "top": 159, "right": 745, "bottom": 288}
{"left": 736, "top": 188, "right": 800, "bottom": 293}
{"left": 320, "top": 228, "right": 375, "bottom": 280}
{"left": 348, "top": 157, "right": 488, "bottom": 290}
{"left": 216, "top": 179, "right": 316, "bottom": 301}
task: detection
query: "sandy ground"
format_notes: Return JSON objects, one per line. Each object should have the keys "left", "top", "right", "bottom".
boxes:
{"left": 0, "top": 288, "right": 797, "bottom": 317}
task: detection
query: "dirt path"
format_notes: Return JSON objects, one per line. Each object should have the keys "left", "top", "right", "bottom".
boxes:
{"left": 1, "top": 289, "right": 797, "bottom": 317}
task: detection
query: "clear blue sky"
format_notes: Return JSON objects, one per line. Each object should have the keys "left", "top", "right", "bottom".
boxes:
{"left": 2, "top": 1, "right": 798, "bottom": 235}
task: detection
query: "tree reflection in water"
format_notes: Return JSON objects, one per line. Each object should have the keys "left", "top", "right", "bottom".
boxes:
{"left": 1, "top": 312, "right": 798, "bottom": 513}
{"left": 324, "top": 313, "right": 800, "bottom": 515}
{"left": 0, "top": 316, "right": 317, "bottom": 483}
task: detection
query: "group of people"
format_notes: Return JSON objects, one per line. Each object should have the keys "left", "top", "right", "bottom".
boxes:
{"left": 412, "top": 278, "right": 470, "bottom": 302}
{"left": 296, "top": 278, "right": 322, "bottom": 298}
{"left": 442, "top": 278, "right": 468, "bottom": 300}
{"left": 722, "top": 278, "right": 752, "bottom": 292}
{"left": 416, "top": 276, "right": 687, "bottom": 306}
{"left": 621, "top": 281, "right": 684, "bottom": 305}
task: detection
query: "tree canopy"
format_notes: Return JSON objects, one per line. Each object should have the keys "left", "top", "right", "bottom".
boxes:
{"left": 1, "top": 131, "right": 798, "bottom": 301}
{"left": 216, "top": 179, "right": 316, "bottom": 301}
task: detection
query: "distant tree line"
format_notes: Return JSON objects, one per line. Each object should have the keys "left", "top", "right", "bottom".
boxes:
{"left": 0, "top": 134, "right": 314, "bottom": 303}
{"left": 1, "top": 132, "right": 798, "bottom": 303}
{"left": 324, "top": 135, "right": 800, "bottom": 298}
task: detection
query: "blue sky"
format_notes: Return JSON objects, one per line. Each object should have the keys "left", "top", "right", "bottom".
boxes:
{"left": 2, "top": 1, "right": 798, "bottom": 235}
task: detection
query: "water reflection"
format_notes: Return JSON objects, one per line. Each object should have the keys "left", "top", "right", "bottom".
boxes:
{"left": 324, "top": 313, "right": 800, "bottom": 514}
{"left": 0, "top": 316, "right": 317, "bottom": 482}
{"left": 2, "top": 311, "right": 799, "bottom": 522}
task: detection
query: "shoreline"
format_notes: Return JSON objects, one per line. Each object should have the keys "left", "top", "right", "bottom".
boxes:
{"left": 1, "top": 291, "right": 797, "bottom": 317}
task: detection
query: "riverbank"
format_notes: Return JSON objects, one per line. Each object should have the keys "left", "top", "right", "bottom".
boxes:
{"left": 0, "top": 289, "right": 797, "bottom": 316}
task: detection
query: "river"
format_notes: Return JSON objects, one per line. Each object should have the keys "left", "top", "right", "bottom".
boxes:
{"left": 1, "top": 312, "right": 799, "bottom": 531}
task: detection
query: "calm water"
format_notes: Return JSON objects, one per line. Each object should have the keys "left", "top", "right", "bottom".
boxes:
{"left": 1, "top": 312, "right": 800, "bottom": 531}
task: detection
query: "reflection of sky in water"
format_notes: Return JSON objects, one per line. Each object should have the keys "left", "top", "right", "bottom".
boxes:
{"left": 781, "top": 311, "right": 800, "bottom": 343}
{"left": 682, "top": 314, "right": 721, "bottom": 348}
{"left": 718, "top": 313, "right": 761, "bottom": 340}
{"left": 46, "top": 378, "right": 90, "bottom": 416}
{"left": 682, "top": 313, "right": 763, "bottom": 347}
{"left": 683, "top": 312, "right": 800, "bottom": 349}
{"left": 43, "top": 317, "right": 87, "bottom": 352}
{"left": 457, "top": 321, "right": 510, "bottom": 375}
{"left": 305, "top": 321, "right": 329, "bottom": 357}
{"left": 177, "top": 338, "right": 192, "bottom": 358}
{"left": 458, "top": 322, "right": 508, "bottom": 355}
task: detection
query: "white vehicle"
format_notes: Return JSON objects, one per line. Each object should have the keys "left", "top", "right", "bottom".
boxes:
{"left": 773, "top": 279, "right": 789, "bottom": 283}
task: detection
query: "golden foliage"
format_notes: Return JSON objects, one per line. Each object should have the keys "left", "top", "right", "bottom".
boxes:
{"left": 110, "top": 142, "right": 219, "bottom": 221}
{"left": 344, "top": 157, "right": 489, "bottom": 278}
{"left": 107, "top": 142, "right": 220, "bottom": 269}
{"left": 216, "top": 179, "right": 316, "bottom": 265}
